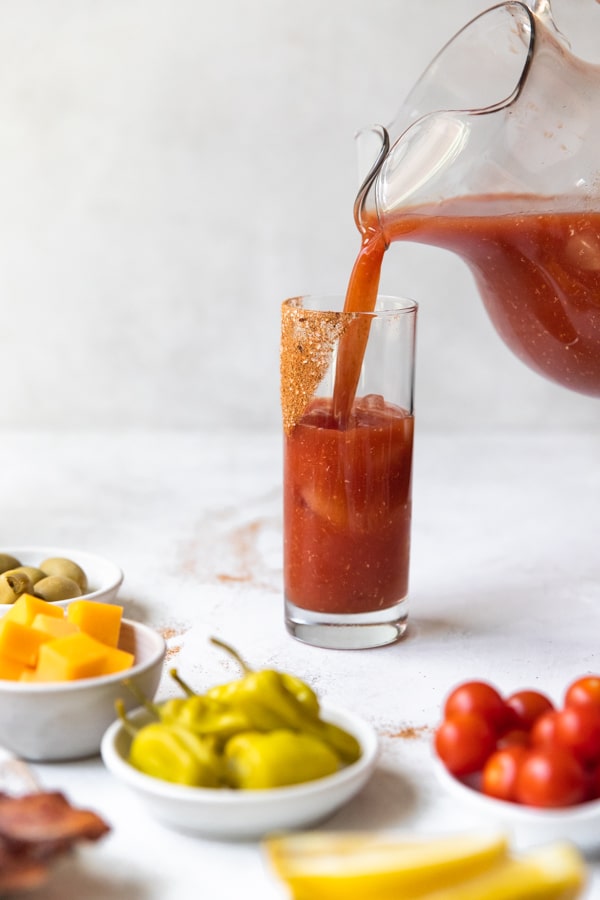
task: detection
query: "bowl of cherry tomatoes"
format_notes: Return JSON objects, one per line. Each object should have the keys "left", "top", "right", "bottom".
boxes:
{"left": 433, "top": 676, "right": 600, "bottom": 852}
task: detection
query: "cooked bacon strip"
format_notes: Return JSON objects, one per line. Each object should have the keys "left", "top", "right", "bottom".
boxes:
{"left": 0, "top": 791, "right": 109, "bottom": 852}
{"left": 0, "top": 854, "right": 49, "bottom": 892}
{"left": 0, "top": 790, "right": 109, "bottom": 892}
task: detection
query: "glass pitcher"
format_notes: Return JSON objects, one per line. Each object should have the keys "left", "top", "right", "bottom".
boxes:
{"left": 355, "top": 1, "right": 600, "bottom": 396}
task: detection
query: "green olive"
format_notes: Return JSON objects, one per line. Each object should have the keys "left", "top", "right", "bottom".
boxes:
{"left": 39, "top": 557, "right": 88, "bottom": 593}
{"left": 0, "top": 554, "right": 22, "bottom": 576}
{"left": 3, "top": 566, "right": 46, "bottom": 586}
{"left": 34, "top": 575, "right": 82, "bottom": 602}
{"left": 0, "top": 571, "right": 33, "bottom": 605}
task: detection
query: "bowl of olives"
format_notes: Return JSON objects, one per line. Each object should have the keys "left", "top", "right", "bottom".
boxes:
{"left": 0, "top": 547, "right": 124, "bottom": 612}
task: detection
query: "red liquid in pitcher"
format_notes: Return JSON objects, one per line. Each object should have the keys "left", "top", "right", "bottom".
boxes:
{"left": 335, "top": 199, "right": 600, "bottom": 408}
{"left": 389, "top": 199, "right": 600, "bottom": 396}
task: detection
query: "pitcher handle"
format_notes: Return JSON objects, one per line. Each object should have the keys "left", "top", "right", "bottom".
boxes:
{"left": 526, "top": 0, "right": 570, "bottom": 45}
{"left": 353, "top": 125, "right": 390, "bottom": 233}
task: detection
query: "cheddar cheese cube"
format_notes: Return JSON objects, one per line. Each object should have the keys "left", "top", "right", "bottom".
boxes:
{"left": 19, "top": 668, "right": 46, "bottom": 683}
{"left": 101, "top": 646, "right": 135, "bottom": 675}
{"left": 0, "top": 655, "right": 30, "bottom": 681}
{"left": 0, "top": 619, "right": 50, "bottom": 667}
{"left": 34, "top": 632, "right": 110, "bottom": 681}
{"left": 31, "top": 614, "right": 80, "bottom": 640}
{"left": 3, "top": 594, "right": 64, "bottom": 627}
{"left": 67, "top": 601, "right": 123, "bottom": 648}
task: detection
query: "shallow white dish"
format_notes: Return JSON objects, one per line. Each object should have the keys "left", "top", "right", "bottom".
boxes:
{"left": 433, "top": 757, "right": 600, "bottom": 853}
{"left": 101, "top": 704, "right": 379, "bottom": 840}
{"left": 0, "top": 619, "right": 165, "bottom": 762}
{"left": 0, "top": 546, "right": 124, "bottom": 611}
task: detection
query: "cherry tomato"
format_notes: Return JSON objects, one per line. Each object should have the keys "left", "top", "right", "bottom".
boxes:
{"left": 434, "top": 713, "right": 497, "bottom": 777}
{"left": 482, "top": 745, "right": 529, "bottom": 802}
{"left": 530, "top": 710, "right": 562, "bottom": 749}
{"left": 444, "top": 681, "right": 508, "bottom": 734}
{"left": 497, "top": 728, "right": 531, "bottom": 750}
{"left": 505, "top": 689, "right": 554, "bottom": 732}
{"left": 589, "top": 761, "right": 600, "bottom": 801}
{"left": 565, "top": 675, "right": 600, "bottom": 713}
{"left": 515, "top": 748, "right": 587, "bottom": 808}
{"left": 554, "top": 705, "right": 600, "bottom": 765}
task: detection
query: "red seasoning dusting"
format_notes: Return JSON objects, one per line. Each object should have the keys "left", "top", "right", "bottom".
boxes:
{"left": 383, "top": 725, "right": 432, "bottom": 740}
{"left": 280, "top": 298, "right": 354, "bottom": 435}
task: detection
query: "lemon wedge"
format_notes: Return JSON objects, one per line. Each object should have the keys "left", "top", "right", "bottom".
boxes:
{"left": 422, "top": 842, "right": 586, "bottom": 899}
{"left": 265, "top": 830, "right": 509, "bottom": 899}
{"left": 264, "top": 832, "right": 586, "bottom": 900}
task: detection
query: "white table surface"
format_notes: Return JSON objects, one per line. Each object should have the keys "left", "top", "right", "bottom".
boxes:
{"left": 1, "top": 428, "right": 600, "bottom": 899}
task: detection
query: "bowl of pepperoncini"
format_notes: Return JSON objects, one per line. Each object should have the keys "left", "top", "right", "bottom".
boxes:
{"left": 100, "top": 638, "right": 379, "bottom": 839}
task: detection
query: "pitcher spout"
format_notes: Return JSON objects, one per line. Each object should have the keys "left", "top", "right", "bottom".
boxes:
{"left": 356, "top": 1, "right": 600, "bottom": 235}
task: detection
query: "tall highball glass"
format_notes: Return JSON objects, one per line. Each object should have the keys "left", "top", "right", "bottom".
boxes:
{"left": 281, "top": 294, "right": 417, "bottom": 650}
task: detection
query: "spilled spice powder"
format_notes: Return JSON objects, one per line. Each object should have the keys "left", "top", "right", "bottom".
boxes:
{"left": 159, "top": 625, "right": 189, "bottom": 663}
{"left": 165, "top": 645, "right": 181, "bottom": 663}
{"left": 280, "top": 297, "right": 354, "bottom": 434}
{"left": 383, "top": 725, "right": 432, "bottom": 740}
{"left": 177, "top": 507, "right": 281, "bottom": 593}
{"left": 161, "top": 627, "right": 185, "bottom": 642}
{"left": 215, "top": 519, "right": 262, "bottom": 585}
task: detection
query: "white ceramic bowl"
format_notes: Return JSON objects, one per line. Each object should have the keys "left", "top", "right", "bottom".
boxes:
{"left": 0, "top": 546, "right": 124, "bottom": 612}
{"left": 101, "top": 704, "right": 379, "bottom": 840}
{"left": 433, "top": 757, "right": 600, "bottom": 853}
{"left": 0, "top": 619, "right": 165, "bottom": 762}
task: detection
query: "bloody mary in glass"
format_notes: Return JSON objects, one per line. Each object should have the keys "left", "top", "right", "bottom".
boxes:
{"left": 281, "top": 295, "right": 417, "bottom": 649}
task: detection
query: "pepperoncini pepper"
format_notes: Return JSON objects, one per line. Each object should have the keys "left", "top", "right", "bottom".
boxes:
{"left": 125, "top": 676, "right": 252, "bottom": 746}
{"left": 117, "top": 637, "right": 363, "bottom": 791}
{"left": 165, "top": 693, "right": 251, "bottom": 745}
{"left": 206, "top": 639, "right": 361, "bottom": 765}
{"left": 206, "top": 638, "right": 321, "bottom": 717}
{"left": 207, "top": 668, "right": 306, "bottom": 731}
{"left": 280, "top": 673, "right": 320, "bottom": 718}
{"left": 116, "top": 701, "right": 223, "bottom": 787}
{"left": 225, "top": 730, "right": 340, "bottom": 789}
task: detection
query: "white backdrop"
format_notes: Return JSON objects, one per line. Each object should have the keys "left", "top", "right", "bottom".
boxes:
{"left": 1, "top": 0, "right": 599, "bottom": 431}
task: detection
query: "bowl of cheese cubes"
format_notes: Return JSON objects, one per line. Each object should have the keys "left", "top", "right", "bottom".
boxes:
{"left": 0, "top": 594, "right": 165, "bottom": 761}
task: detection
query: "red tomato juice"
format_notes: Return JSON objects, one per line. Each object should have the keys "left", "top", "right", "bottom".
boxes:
{"left": 284, "top": 395, "right": 414, "bottom": 614}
